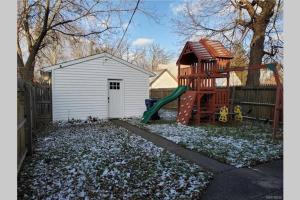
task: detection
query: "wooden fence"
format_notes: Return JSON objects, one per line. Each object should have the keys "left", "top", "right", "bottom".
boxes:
{"left": 150, "top": 88, "right": 178, "bottom": 109}
{"left": 230, "top": 85, "right": 282, "bottom": 123}
{"left": 150, "top": 85, "right": 282, "bottom": 123}
{"left": 17, "top": 79, "right": 52, "bottom": 172}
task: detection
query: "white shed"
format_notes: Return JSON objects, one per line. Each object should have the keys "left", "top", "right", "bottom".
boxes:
{"left": 41, "top": 53, "right": 154, "bottom": 121}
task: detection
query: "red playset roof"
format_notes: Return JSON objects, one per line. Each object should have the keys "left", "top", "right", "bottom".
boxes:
{"left": 200, "top": 39, "right": 233, "bottom": 59}
{"left": 189, "top": 41, "right": 214, "bottom": 60}
{"left": 176, "top": 38, "right": 233, "bottom": 65}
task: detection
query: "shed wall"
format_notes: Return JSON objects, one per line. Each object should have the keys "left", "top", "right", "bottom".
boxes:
{"left": 52, "top": 56, "right": 149, "bottom": 121}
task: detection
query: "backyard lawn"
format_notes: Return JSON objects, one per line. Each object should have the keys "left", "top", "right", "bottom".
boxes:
{"left": 125, "top": 109, "right": 283, "bottom": 168}
{"left": 18, "top": 120, "right": 212, "bottom": 200}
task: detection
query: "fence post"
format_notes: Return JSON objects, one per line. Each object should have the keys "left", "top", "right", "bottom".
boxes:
{"left": 32, "top": 86, "right": 37, "bottom": 131}
{"left": 230, "top": 86, "right": 236, "bottom": 117}
{"left": 25, "top": 83, "right": 33, "bottom": 156}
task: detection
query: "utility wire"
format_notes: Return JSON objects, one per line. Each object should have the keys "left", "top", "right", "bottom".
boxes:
{"left": 115, "top": 0, "right": 141, "bottom": 51}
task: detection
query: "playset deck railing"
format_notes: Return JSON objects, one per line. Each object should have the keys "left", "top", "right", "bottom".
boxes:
{"left": 179, "top": 63, "right": 229, "bottom": 77}
{"left": 178, "top": 76, "right": 217, "bottom": 90}
{"left": 179, "top": 67, "right": 192, "bottom": 76}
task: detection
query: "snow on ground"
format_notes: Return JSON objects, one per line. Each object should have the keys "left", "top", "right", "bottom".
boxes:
{"left": 158, "top": 109, "right": 177, "bottom": 121}
{"left": 18, "top": 121, "right": 212, "bottom": 200}
{"left": 125, "top": 109, "right": 283, "bottom": 168}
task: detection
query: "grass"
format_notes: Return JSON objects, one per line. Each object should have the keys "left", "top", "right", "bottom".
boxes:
{"left": 18, "top": 121, "right": 212, "bottom": 199}
{"left": 199, "top": 121, "right": 277, "bottom": 140}
{"left": 125, "top": 115, "right": 283, "bottom": 168}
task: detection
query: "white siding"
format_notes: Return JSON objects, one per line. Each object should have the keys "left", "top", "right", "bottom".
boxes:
{"left": 52, "top": 56, "right": 149, "bottom": 121}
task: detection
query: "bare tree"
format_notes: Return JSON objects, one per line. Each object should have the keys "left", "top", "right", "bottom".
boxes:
{"left": 230, "top": 43, "right": 249, "bottom": 85}
{"left": 172, "top": 0, "right": 283, "bottom": 86}
{"left": 149, "top": 43, "right": 172, "bottom": 71}
{"left": 231, "top": 43, "right": 249, "bottom": 66}
{"left": 130, "top": 47, "right": 149, "bottom": 70}
{"left": 17, "top": 0, "right": 146, "bottom": 81}
{"left": 126, "top": 43, "right": 172, "bottom": 71}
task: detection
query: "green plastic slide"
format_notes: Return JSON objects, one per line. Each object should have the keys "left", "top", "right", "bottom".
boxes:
{"left": 141, "top": 86, "right": 188, "bottom": 123}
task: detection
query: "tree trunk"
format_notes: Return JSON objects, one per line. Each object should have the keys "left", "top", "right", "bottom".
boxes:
{"left": 24, "top": 67, "right": 35, "bottom": 82}
{"left": 246, "top": 29, "right": 266, "bottom": 86}
{"left": 246, "top": 0, "right": 276, "bottom": 86}
{"left": 18, "top": 65, "right": 35, "bottom": 82}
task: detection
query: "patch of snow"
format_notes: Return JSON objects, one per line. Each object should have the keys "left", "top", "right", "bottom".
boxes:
{"left": 158, "top": 109, "right": 177, "bottom": 121}
{"left": 18, "top": 121, "right": 212, "bottom": 199}
{"left": 125, "top": 119, "right": 283, "bottom": 168}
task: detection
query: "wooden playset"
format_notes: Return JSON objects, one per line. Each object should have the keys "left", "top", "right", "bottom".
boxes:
{"left": 142, "top": 38, "right": 282, "bottom": 138}
{"left": 176, "top": 38, "right": 283, "bottom": 138}
{"left": 176, "top": 38, "right": 233, "bottom": 125}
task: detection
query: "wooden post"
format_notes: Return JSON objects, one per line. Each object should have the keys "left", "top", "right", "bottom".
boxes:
{"left": 177, "top": 64, "right": 181, "bottom": 115}
{"left": 195, "top": 93, "right": 202, "bottom": 125}
{"left": 212, "top": 92, "right": 216, "bottom": 123}
{"left": 25, "top": 83, "right": 33, "bottom": 156}
{"left": 50, "top": 86, "right": 53, "bottom": 121}
{"left": 32, "top": 86, "right": 37, "bottom": 131}
{"left": 271, "top": 64, "right": 283, "bottom": 139}
{"left": 230, "top": 86, "right": 236, "bottom": 120}
{"left": 272, "top": 86, "right": 283, "bottom": 139}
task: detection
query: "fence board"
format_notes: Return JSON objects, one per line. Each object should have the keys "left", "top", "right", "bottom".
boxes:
{"left": 17, "top": 78, "right": 52, "bottom": 172}
{"left": 150, "top": 88, "right": 178, "bottom": 109}
{"left": 17, "top": 89, "right": 27, "bottom": 173}
{"left": 229, "top": 85, "right": 281, "bottom": 121}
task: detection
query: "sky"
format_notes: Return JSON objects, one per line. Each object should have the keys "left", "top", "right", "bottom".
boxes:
{"left": 123, "top": 0, "right": 184, "bottom": 63}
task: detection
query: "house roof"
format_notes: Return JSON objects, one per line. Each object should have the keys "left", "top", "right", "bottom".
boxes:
{"left": 41, "top": 52, "right": 155, "bottom": 77}
{"left": 149, "top": 69, "right": 177, "bottom": 86}
{"left": 176, "top": 38, "right": 233, "bottom": 65}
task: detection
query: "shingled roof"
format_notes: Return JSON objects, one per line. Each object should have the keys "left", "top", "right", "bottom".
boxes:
{"left": 189, "top": 41, "right": 214, "bottom": 60}
{"left": 200, "top": 39, "right": 233, "bottom": 59}
{"left": 176, "top": 38, "right": 233, "bottom": 65}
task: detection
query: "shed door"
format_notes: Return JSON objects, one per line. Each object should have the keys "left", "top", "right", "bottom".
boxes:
{"left": 108, "top": 80, "right": 124, "bottom": 118}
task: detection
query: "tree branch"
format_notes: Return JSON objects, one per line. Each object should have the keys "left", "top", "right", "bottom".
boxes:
{"left": 263, "top": 49, "right": 277, "bottom": 56}
{"left": 52, "top": 26, "right": 119, "bottom": 37}
{"left": 236, "top": 19, "right": 253, "bottom": 29}
{"left": 25, "top": 0, "right": 50, "bottom": 68}
{"left": 238, "top": 0, "right": 256, "bottom": 17}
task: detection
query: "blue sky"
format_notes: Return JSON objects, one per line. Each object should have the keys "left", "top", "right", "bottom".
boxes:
{"left": 124, "top": 0, "right": 183, "bottom": 59}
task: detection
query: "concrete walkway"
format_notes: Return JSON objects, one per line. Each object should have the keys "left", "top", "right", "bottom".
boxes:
{"left": 111, "top": 119, "right": 233, "bottom": 173}
{"left": 111, "top": 119, "right": 283, "bottom": 200}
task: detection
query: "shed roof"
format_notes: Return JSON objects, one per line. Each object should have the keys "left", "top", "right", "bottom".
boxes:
{"left": 41, "top": 52, "right": 155, "bottom": 77}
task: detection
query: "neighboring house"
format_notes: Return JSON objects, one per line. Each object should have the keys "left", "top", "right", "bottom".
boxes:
{"left": 41, "top": 52, "right": 154, "bottom": 121}
{"left": 216, "top": 71, "right": 243, "bottom": 86}
{"left": 260, "top": 69, "right": 277, "bottom": 85}
{"left": 149, "top": 69, "right": 178, "bottom": 89}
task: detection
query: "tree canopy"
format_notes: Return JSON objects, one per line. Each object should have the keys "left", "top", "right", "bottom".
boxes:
{"left": 172, "top": 0, "right": 283, "bottom": 86}
{"left": 17, "top": 0, "right": 155, "bottom": 81}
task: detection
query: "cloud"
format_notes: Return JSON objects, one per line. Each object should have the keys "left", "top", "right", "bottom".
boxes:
{"left": 132, "top": 38, "right": 154, "bottom": 46}
{"left": 122, "top": 22, "right": 129, "bottom": 30}
{"left": 170, "top": 0, "right": 203, "bottom": 16}
{"left": 170, "top": 2, "right": 186, "bottom": 15}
